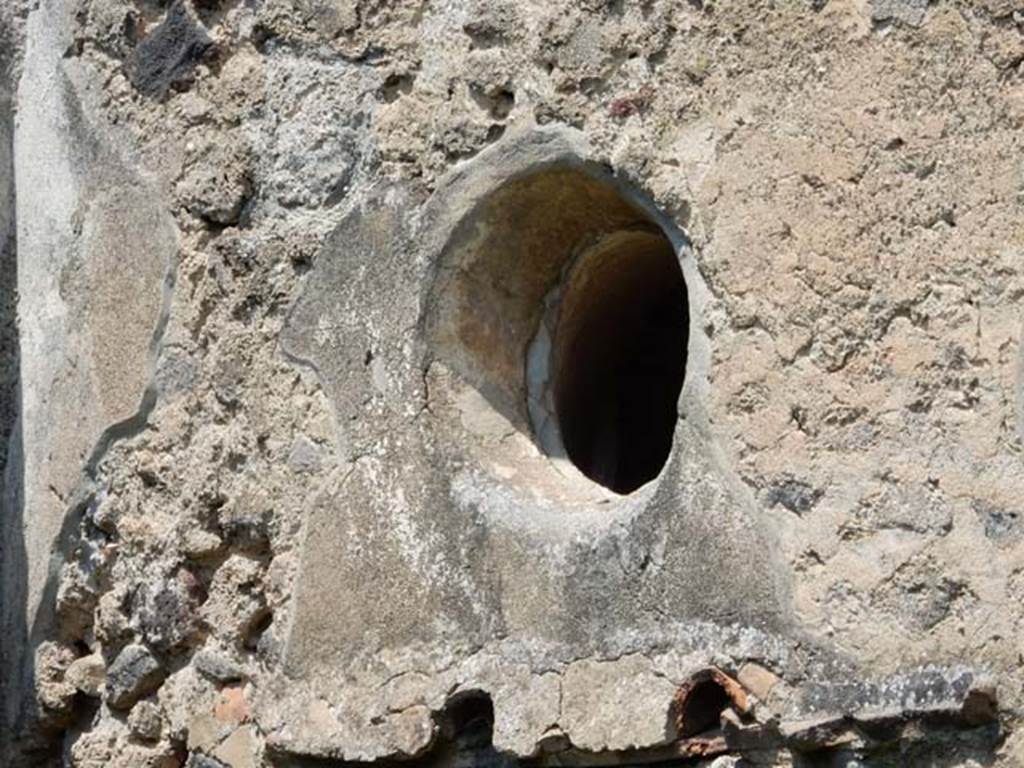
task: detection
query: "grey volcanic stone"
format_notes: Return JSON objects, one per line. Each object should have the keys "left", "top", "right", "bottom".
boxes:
{"left": 287, "top": 435, "right": 322, "bottom": 474}
{"left": 106, "top": 644, "right": 165, "bottom": 710}
{"left": 126, "top": 0, "right": 211, "bottom": 99}
{"left": 765, "top": 475, "right": 823, "bottom": 516}
{"left": 133, "top": 577, "right": 201, "bottom": 652}
{"left": 870, "top": 0, "right": 929, "bottom": 26}
{"left": 193, "top": 648, "right": 244, "bottom": 683}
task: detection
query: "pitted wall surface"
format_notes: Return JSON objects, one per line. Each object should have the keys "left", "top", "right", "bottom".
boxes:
{"left": 0, "top": 1, "right": 1023, "bottom": 766}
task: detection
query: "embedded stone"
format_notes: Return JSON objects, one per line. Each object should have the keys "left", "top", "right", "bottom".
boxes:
{"left": 125, "top": 0, "right": 212, "bottom": 99}
{"left": 212, "top": 726, "right": 257, "bottom": 768}
{"left": 194, "top": 649, "right": 245, "bottom": 684}
{"left": 128, "top": 698, "right": 164, "bottom": 742}
{"left": 65, "top": 652, "right": 106, "bottom": 698}
{"left": 107, "top": 644, "right": 166, "bottom": 710}
{"left": 737, "top": 662, "right": 782, "bottom": 703}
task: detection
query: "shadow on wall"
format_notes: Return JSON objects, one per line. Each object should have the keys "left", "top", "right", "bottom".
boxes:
{"left": 0, "top": 76, "right": 31, "bottom": 764}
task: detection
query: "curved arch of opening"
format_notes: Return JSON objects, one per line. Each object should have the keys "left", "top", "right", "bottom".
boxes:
{"left": 427, "top": 161, "right": 690, "bottom": 496}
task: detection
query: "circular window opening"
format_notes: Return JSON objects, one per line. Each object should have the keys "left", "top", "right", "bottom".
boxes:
{"left": 551, "top": 229, "right": 688, "bottom": 494}
{"left": 426, "top": 161, "right": 690, "bottom": 499}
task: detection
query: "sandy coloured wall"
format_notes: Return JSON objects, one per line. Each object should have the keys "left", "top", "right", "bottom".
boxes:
{"left": 1, "top": 1, "right": 1023, "bottom": 766}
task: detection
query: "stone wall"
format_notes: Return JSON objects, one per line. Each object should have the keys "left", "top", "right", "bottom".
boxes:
{"left": 1, "top": 0, "right": 1023, "bottom": 766}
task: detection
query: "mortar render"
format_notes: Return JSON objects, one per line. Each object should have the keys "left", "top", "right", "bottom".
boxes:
{"left": 1, "top": 0, "right": 1024, "bottom": 766}
{"left": 274, "top": 141, "right": 790, "bottom": 758}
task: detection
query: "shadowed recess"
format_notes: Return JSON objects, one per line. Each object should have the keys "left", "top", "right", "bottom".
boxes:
{"left": 553, "top": 229, "right": 687, "bottom": 493}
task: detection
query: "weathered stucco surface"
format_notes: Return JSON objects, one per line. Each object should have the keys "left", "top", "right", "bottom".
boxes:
{"left": 1, "top": 0, "right": 1023, "bottom": 766}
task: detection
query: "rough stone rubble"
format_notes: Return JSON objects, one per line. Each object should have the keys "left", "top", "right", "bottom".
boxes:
{"left": 1, "top": 0, "right": 1023, "bottom": 766}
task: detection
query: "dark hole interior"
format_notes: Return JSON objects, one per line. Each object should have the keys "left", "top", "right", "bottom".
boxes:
{"left": 553, "top": 230, "right": 688, "bottom": 494}
{"left": 677, "top": 679, "right": 731, "bottom": 738}
{"left": 438, "top": 690, "right": 495, "bottom": 746}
